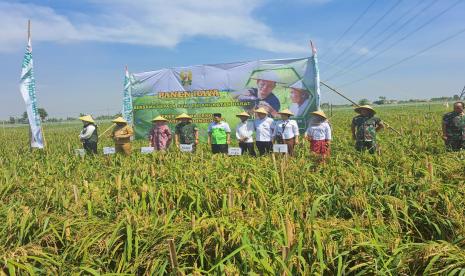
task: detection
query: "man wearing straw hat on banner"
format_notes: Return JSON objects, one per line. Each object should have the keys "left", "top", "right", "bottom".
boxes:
{"left": 351, "top": 105, "right": 384, "bottom": 154}
{"left": 110, "top": 117, "right": 134, "bottom": 155}
{"left": 79, "top": 115, "right": 98, "bottom": 154}
{"left": 235, "top": 111, "right": 256, "bottom": 156}
{"left": 254, "top": 107, "right": 275, "bottom": 155}
{"left": 174, "top": 113, "right": 199, "bottom": 150}
{"left": 287, "top": 79, "right": 311, "bottom": 117}
{"left": 148, "top": 115, "right": 172, "bottom": 151}
{"left": 233, "top": 70, "right": 282, "bottom": 117}
{"left": 273, "top": 109, "right": 299, "bottom": 156}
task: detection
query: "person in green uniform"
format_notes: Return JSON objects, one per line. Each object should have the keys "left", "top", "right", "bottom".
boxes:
{"left": 208, "top": 113, "right": 231, "bottom": 154}
{"left": 351, "top": 105, "right": 384, "bottom": 154}
{"left": 442, "top": 101, "right": 465, "bottom": 151}
{"left": 174, "top": 113, "right": 199, "bottom": 150}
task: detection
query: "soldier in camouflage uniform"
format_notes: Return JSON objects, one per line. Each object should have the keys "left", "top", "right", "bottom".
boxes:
{"left": 351, "top": 105, "right": 384, "bottom": 154}
{"left": 442, "top": 101, "right": 465, "bottom": 151}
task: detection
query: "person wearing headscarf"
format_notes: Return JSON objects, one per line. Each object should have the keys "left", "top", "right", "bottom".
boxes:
{"left": 148, "top": 115, "right": 172, "bottom": 151}
{"left": 79, "top": 115, "right": 98, "bottom": 154}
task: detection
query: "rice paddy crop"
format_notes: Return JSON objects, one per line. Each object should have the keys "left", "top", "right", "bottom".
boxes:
{"left": 1, "top": 103, "right": 464, "bottom": 275}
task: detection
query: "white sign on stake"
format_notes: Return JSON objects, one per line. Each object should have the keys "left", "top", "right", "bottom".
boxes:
{"left": 103, "top": 147, "right": 116, "bottom": 155}
{"left": 141, "top": 147, "right": 155, "bottom": 154}
{"left": 75, "top": 149, "right": 85, "bottom": 157}
{"left": 273, "top": 144, "right": 288, "bottom": 154}
{"left": 180, "top": 144, "right": 193, "bottom": 152}
{"left": 228, "top": 147, "right": 242, "bottom": 156}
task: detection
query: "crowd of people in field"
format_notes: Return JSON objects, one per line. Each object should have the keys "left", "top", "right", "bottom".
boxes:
{"left": 78, "top": 101, "right": 465, "bottom": 161}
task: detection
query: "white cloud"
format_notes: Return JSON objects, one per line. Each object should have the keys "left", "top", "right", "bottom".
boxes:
{"left": 0, "top": 0, "right": 308, "bottom": 54}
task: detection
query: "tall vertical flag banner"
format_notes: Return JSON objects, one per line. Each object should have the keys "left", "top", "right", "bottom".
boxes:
{"left": 20, "top": 20, "right": 44, "bottom": 149}
{"left": 310, "top": 41, "right": 321, "bottom": 108}
{"left": 122, "top": 66, "right": 134, "bottom": 125}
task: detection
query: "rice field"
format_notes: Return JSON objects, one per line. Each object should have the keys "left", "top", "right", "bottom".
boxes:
{"left": 1, "top": 103, "right": 464, "bottom": 275}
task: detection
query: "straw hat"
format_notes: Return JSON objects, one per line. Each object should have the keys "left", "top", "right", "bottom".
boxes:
{"left": 79, "top": 115, "right": 95, "bottom": 124}
{"left": 254, "top": 107, "right": 268, "bottom": 114}
{"left": 112, "top": 117, "right": 127, "bottom": 124}
{"left": 287, "top": 79, "right": 308, "bottom": 91}
{"left": 277, "top": 109, "right": 294, "bottom": 116}
{"left": 311, "top": 110, "right": 327, "bottom": 119}
{"left": 251, "top": 70, "right": 284, "bottom": 83}
{"left": 236, "top": 112, "right": 250, "bottom": 117}
{"left": 354, "top": 105, "right": 376, "bottom": 114}
{"left": 175, "top": 113, "right": 192, "bottom": 120}
{"left": 152, "top": 115, "right": 168, "bottom": 122}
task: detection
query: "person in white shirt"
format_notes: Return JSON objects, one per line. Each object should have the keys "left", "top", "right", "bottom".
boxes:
{"left": 253, "top": 107, "right": 275, "bottom": 155}
{"left": 305, "top": 110, "right": 331, "bottom": 162}
{"left": 78, "top": 115, "right": 98, "bottom": 154}
{"left": 273, "top": 109, "right": 300, "bottom": 156}
{"left": 235, "top": 112, "right": 256, "bottom": 156}
{"left": 208, "top": 113, "right": 231, "bottom": 154}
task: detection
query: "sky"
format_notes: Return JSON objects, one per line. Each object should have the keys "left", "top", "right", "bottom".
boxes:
{"left": 0, "top": 0, "right": 464, "bottom": 119}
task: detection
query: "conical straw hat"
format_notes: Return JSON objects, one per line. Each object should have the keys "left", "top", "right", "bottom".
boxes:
{"left": 112, "top": 117, "right": 127, "bottom": 123}
{"left": 236, "top": 112, "right": 250, "bottom": 117}
{"left": 175, "top": 113, "right": 192, "bottom": 120}
{"left": 152, "top": 115, "right": 168, "bottom": 122}
{"left": 254, "top": 107, "right": 268, "bottom": 114}
{"left": 354, "top": 105, "right": 376, "bottom": 114}
{"left": 79, "top": 115, "right": 95, "bottom": 124}
{"left": 311, "top": 110, "right": 327, "bottom": 119}
{"left": 277, "top": 108, "right": 294, "bottom": 116}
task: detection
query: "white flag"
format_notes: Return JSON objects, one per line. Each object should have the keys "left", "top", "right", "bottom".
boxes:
{"left": 122, "top": 66, "right": 133, "bottom": 125}
{"left": 20, "top": 36, "right": 44, "bottom": 149}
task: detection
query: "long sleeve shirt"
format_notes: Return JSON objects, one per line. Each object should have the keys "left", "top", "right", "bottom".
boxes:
{"left": 235, "top": 121, "right": 254, "bottom": 143}
{"left": 149, "top": 124, "right": 172, "bottom": 150}
{"left": 79, "top": 125, "right": 96, "bottom": 140}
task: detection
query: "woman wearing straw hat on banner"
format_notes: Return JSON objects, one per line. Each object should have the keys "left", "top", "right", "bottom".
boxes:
{"left": 254, "top": 107, "right": 275, "bottom": 155}
{"left": 273, "top": 109, "right": 299, "bottom": 156}
{"left": 174, "top": 113, "right": 199, "bottom": 150}
{"left": 305, "top": 110, "right": 331, "bottom": 162}
{"left": 351, "top": 105, "right": 384, "bottom": 154}
{"left": 110, "top": 117, "right": 134, "bottom": 155}
{"left": 79, "top": 115, "right": 98, "bottom": 154}
{"left": 148, "top": 115, "right": 172, "bottom": 151}
{"left": 235, "top": 111, "right": 256, "bottom": 156}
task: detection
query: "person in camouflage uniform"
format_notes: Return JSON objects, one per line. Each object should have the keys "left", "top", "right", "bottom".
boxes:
{"left": 174, "top": 113, "right": 199, "bottom": 150}
{"left": 442, "top": 101, "right": 465, "bottom": 151}
{"left": 351, "top": 105, "right": 384, "bottom": 154}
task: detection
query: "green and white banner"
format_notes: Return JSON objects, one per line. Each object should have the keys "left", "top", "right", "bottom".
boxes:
{"left": 20, "top": 37, "right": 44, "bottom": 149}
{"left": 130, "top": 54, "right": 320, "bottom": 140}
{"left": 122, "top": 66, "right": 134, "bottom": 125}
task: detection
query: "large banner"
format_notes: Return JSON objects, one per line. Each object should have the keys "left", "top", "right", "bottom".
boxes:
{"left": 20, "top": 36, "right": 44, "bottom": 149}
{"left": 130, "top": 55, "right": 320, "bottom": 140}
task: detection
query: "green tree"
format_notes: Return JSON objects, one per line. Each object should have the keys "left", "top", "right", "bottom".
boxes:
{"left": 358, "top": 98, "right": 371, "bottom": 105}
{"left": 38, "top": 108, "right": 48, "bottom": 121}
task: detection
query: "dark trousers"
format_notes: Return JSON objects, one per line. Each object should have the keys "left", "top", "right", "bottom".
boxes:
{"left": 239, "top": 142, "right": 256, "bottom": 156}
{"left": 83, "top": 141, "right": 97, "bottom": 154}
{"left": 445, "top": 139, "right": 464, "bottom": 151}
{"left": 211, "top": 144, "right": 228, "bottom": 154}
{"left": 355, "top": 141, "right": 377, "bottom": 154}
{"left": 256, "top": 141, "right": 273, "bottom": 156}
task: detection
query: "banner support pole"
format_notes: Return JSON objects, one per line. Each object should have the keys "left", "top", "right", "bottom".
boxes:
{"left": 320, "top": 81, "right": 402, "bottom": 136}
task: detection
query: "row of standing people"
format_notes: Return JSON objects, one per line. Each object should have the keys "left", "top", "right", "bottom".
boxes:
{"left": 78, "top": 101, "right": 465, "bottom": 156}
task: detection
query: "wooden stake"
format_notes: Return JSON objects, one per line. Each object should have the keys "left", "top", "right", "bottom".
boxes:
{"left": 191, "top": 214, "right": 196, "bottom": 230}
{"left": 73, "top": 185, "right": 79, "bottom": 203}
{"left": 228, "top": 187, "right": 234, "bottom": 210}
{"left": 282, "top": 245, "right": 290, "bottom": 276}
{"left": 167, "top": 238, "right": 180, "bottom": 275}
